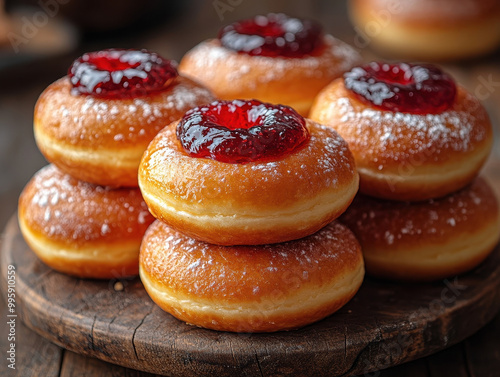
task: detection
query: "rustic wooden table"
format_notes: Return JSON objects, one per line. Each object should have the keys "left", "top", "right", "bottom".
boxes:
{"left": 1, "top": 1, "right": 499, "bottom": 376}
{"left": 1, "top": 293, "right": 499, "bottom": 377}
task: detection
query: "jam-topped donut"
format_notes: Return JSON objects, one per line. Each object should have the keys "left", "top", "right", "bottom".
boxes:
{"left": 140, "top": 220, "right": 364, "bottom": 332}
{"left": 179, "top": 13, "right": 361, "bottom": 116}
{"left": 310, "top": 62, "right": 493, "bottom": 201}
{"left": 139, "top": 99, "right": 359, "bottom": 245}
{"left": 341, "top": 177, "right": 500, "bottom": 281}
{"left": 69, "top": 49, "right": 178, "bottom": 98}
{"left": 348, "top": 0, "right": 500, "bottom": 61}
{"left": 218, "top": 13, "right": 323, "bottom": 58}
{"left": 34, "top": 49, "right": 215, "bottom": 187}
{"left": 176, "top": 99, "right": 309, "bottom": 163}
{"left": 18, "top": 165, "right": 155, "bottom": 279}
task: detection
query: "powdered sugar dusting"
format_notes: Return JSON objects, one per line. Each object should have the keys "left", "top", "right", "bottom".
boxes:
{"left": 22, "top": 165, "right": 154, "bottom": 241}
{"left": 331, "top": 92, "right": 487, "bottom": 165}
{"left": 181, "top": 35, "right": 361, "bottom": 86}
{"left": 101, "top": 223, "right": 111, "bottom": 235}
{"left": 141, "top": 221, "right": 360, "bottom": 298}
{"left": 44, "top": 77, "right": 214, "bottom": 146}
{"left": 341, "top": 177, "right": 498, "bottom": 246}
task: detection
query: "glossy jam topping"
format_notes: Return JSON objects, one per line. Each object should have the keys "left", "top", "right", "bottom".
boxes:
{"left": 218, "top": 13, "right": 323, "bottom": 58}
{"left": 177, "top": 100, "right": 309, "bottom": 163}
{"left": 344, "top": 62, "right": 457, "bottom": 114}
{"left": 68, "top": 49, "right": 178, "bottom": 99}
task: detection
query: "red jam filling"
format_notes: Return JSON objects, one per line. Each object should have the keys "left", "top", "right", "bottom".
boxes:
{"left": 344, "top": 62, "right": 457, "bottom": 114}
{"left": 68, "top": 49, "right": 178, "bottom": 99}
{"left": 176, "top": 100, "right": 309, "bottom": 163}
{"left": 218, "top": 13, "right": 324, "bottom": 58}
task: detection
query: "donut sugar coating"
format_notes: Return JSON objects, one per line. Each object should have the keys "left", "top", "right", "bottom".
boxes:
{"left": 138, "top": 118, "right": 359, "bottom": 246}
{"left": 309, "top": 77, "right": 493, "bottom": 201}
{"left": 34, "top": 75, "right": 215, "bottom": 188}
{"left": 18, "top": 165, "right": 155, "bottom": 279}
{"left": 340, "top": 177, "right": 500, "bottom": 281}
{"left": 348, "top": 0, "right": 500, "bottom": 60}
{"left": 139, "top": 220, "right": 364, "bottom": 332}
{"left": 179, "top": 14, "right": 361, "bottom": 116}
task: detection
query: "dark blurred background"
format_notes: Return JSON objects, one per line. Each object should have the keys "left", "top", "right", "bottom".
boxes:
{"left": 0, "top": 0, "right": 499, "bottom": 230}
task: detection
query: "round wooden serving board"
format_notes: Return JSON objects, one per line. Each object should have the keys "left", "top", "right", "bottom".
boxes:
{"left": 2, "top": 215, "right": 500, "bottom": 377}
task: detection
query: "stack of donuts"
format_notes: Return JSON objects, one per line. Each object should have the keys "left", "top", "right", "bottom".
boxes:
{"left": 137, "top": 98, "right": 364, "bottom": 332}
{"left": 310, "top": 61, "right": 500, "bottom": 281}
{"left": 18, "top": 49, "right": 215, "bottom": 279}
{"left": 18, "top": 10, "right": 500, "bottom": 334}
{"left": 138, "top": 14, "right": 367, "bottom": 332}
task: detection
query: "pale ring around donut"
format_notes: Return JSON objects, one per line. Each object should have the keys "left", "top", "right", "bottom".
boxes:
{"left": 34, "top": 76, "right": 215, "bottom": 187}
{"left": 18, "top": 165, "right": 155, "bottom": 279}
{"left": 341, "top": 177, "right": 500, "bottom": 281}
{"left": 138, "top": 119, "right": 359, "bottom": 245}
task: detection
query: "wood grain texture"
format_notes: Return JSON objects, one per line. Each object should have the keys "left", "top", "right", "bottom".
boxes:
{"left": 1, "top": 215, "right": 500, "bottom": 377}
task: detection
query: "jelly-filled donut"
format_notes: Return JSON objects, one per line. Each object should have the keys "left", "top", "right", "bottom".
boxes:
{"left": 139, "top": 99, "right": 359, "bottom": 245}
{"left": 310, "top": 62, "right": 493, "bottom": 201}
{"left": 34, "top": 49, "right": 215, "bottom": 187}
{"left": 341, "top": 177, "right": 500, "bottom": 281}
{"left": 18, "top": 165, "right": 155, "bottom": 279}
{"left": 179, "top": 13, "right": 361, "bottom": 116}
{"left": 348, "top": 0, "right": 500, "bottom": 60}
{"left": 140, "top": 220, "right": 364, "bottom": 332}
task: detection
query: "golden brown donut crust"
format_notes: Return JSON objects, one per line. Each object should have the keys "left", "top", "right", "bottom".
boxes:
{"left": 350, "top": 0, "right": 500, "bottom": 26}
{"left": 309, "top": 79, "right": 493, "bottom": 201}
{"left": 348, "top": 0, "right": 500, "bottom": 60}
{"left": 140, "top": 220, "right": 364, "bottom": 332}
{"left": 18, "top": 165, "right": 155, "bottom": 279}
{"left": 138, "top": 119, "right": 359, "bottom": 245}
{"left": 34, "top": 76, "right": 215, "bottom": 187}
{"left": 341, "top": 177, "right": 500, "bottom": 281}
{"left": 179, "top": 35, "right": 361, "bottom": 116}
